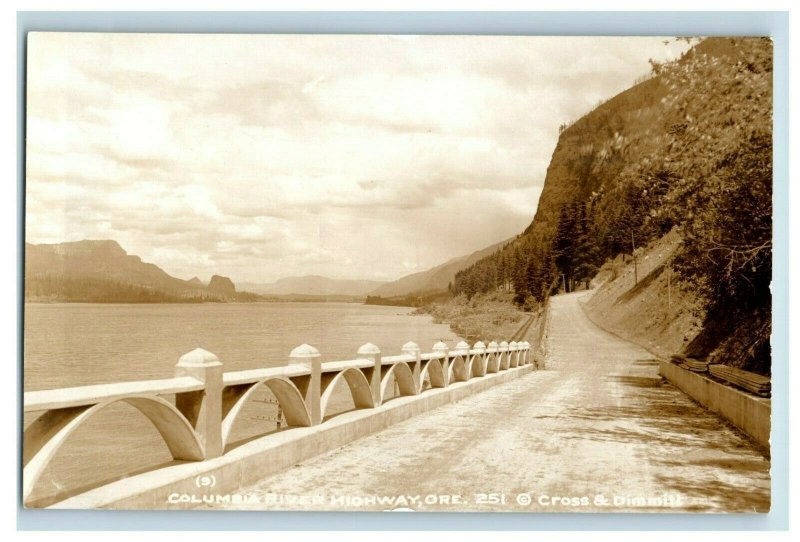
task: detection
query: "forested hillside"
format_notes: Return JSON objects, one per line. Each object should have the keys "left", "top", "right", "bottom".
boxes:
{"left": 450, "top": 37, "right": 772, "bottom": 374}
{"left": 369, "top": 238, "right": 511, "bottom": 299}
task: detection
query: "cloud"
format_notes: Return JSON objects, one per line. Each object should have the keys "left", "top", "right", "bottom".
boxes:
{"left": 357, "top": 180, "right": 383, "bottom": 191}
{"left": 25, "top": 33, "right": 691, "bottom": 283}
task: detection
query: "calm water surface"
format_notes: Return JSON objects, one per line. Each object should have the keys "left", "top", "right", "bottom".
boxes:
{"left": 24, "top": 302, "right": 461, "bottom": 505}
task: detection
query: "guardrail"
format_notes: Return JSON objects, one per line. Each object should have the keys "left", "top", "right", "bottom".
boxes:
{"left": 23, "top": 338, "right": 532, "bottom": 505}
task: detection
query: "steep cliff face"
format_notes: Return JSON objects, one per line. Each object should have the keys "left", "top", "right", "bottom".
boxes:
{"left": 451, "top": 37, "right": 773, "bottom": 374}
{"left": 527, "top": 74, "right": 660, "bottom": 225}
{"left": 207, "top": 275, "right": 236, "bottom": 298}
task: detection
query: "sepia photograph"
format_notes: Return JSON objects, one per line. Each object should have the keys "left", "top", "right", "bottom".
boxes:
{"left": 22, "top": 31, "right": 773, "bottom": 514}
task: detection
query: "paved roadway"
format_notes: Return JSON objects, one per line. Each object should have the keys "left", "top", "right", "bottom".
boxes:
{"left": 213, "top": 292, "right": 771, "bottom": 513}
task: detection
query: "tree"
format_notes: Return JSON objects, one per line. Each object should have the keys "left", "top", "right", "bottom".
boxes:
{"left": 552, "top": 203, "right": 579, "bottom": 291}
{"left": 572, "top": 203, "right": 602, "bottom": 289}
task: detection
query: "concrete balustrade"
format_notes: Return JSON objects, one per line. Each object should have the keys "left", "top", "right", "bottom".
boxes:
{"left": 289, "top": 343, "right": 322, "bottom": 425}
{"left": 175, "top": 348, "right": 224, "bottom": 458}
{"left": 357, "top": 342, "right": 382, "bottom": 407}
{"left": 499, "top": 341, "right": 510, "bottom": 370}
{"left": 487, "top": 341, "right": 500, "bottom": 373}
{"left": 23, "top": 338, "right": 534, "bottom": 506}
{"left": 432, "top": 341, "right": 450, "bottom": 387}
{"left": 401, "top": 341, "right": 422, "bottom": 394}
{"left": 471, "top": 341, "right": 487, "bottom": 377}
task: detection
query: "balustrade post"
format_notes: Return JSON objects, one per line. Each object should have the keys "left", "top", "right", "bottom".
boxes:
{"left": 521, "top": 341, "right": 531, "bottom": 365}
{"left": 290, "top": 344, "right": 322, "bottom": 425}
{"left": 509, "top": 341, "right": 518, "bottom": 367}
{"left": 473, "top": 341, "right": 487, "bottom": 376}
{"left": 401, "top": 341, "right": 421, "bottom": 394}
{"left": 499, "top": 341, "right": 509, "bottom": 370}
{"left": 358, "top": 342, "right": 382, "bottom": 406}
{"left": 455, "top": 341, "right": 470, "bottom": 380}
{"left": 487, "top": 341, "right": 499, "bottom": 372}
{"left": 433, "top": 341, "right": 450, "bottom": 387}
{"left": 174, "top": 348, "right": 224, "bottom": 459}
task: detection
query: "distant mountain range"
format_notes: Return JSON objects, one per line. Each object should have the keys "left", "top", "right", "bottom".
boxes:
{"left": 239, "top": 275, "right": 386, "bottom": 297}
{"left": 367, "top": 238, "right": 512, "bottom": 298}
{"left": 240, "top": 239, "right": 513, "bottom": 300}
{"left": 25, "top": 240, "right": 238, "bottom": 303}
{"left": 25, "top": 237, "right": 513, "bottom": 303}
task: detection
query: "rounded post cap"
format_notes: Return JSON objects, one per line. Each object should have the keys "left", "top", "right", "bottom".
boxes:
{"left": 455, "top": 340, "right": 470, "bottom": 351}
{"left": 289, "top": 343, "right": 321, "bottom": 359}
{"left": 473, "top": 340, "right": 486, "bottom": 350}
{"left": 357, "top": 342, "right": 381, "bottom": 355}
{"left": 401, "top": 341, "right": 420, "bottom": 352}
{"left": 432, "top": 341, "right": 449, "bottom": 351}
{"left": 509, "top": 341, "right": 518, "bottom": 349}
{"left": 500, "top": 340, "right": 509, "bottom": 347}
{"left": 177, "top": 347, "right": 220, "bottom": 366}
{"left": 522, "top": 341, "right": 530, "bottom": 348}
{"left": 487, "top": 341, "right": 499, "bottom": 348}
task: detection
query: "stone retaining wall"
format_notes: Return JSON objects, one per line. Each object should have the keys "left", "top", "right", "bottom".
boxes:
{"left": 659, "top": 360, "right": 770, "bottom": 450}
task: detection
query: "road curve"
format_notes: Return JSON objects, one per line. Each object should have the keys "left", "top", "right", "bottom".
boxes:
{"left": 211, "top": 292, "right": 770, "bottom": 513}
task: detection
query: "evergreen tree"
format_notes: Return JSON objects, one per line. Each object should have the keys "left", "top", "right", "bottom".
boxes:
{"left": 572, "top": 201, "right": 602, "bottom": 289}
{"left": 552, "top": 202, "right": 580, "bottom": 292}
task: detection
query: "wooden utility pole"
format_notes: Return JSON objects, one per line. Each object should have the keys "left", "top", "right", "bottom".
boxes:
{"left": 667, "top": 262, "right": 672, "bottom": 310}
{"left": 631, "top": 231, "right": 638, "bottom": 286}
{"left": 561, "top": 273, "right": 567, "bottom": 294}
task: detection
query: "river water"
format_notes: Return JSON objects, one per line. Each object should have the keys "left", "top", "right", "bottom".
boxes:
{"left": 23, "top": 302, "right": 461, "bottom": 506}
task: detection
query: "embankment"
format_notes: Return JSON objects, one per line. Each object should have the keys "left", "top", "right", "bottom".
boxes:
{"left": 582, "top": 230, "right": 704, "bottom": 359}
{"left": 582, "top": 232, "right": 771, "bottom": 449}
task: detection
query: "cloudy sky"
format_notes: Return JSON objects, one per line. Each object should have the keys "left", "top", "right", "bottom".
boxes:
{"left": 26, "top": 33, "right": 689, "bottom": 284}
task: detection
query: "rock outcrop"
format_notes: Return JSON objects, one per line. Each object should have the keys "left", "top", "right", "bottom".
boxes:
{"left": 207, "top": 275, "right": 236, "bottom": 299}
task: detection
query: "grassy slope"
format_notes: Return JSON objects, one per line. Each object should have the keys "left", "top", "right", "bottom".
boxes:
{"left": 419, "top": 291, "right": 529, "bottom": 343}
